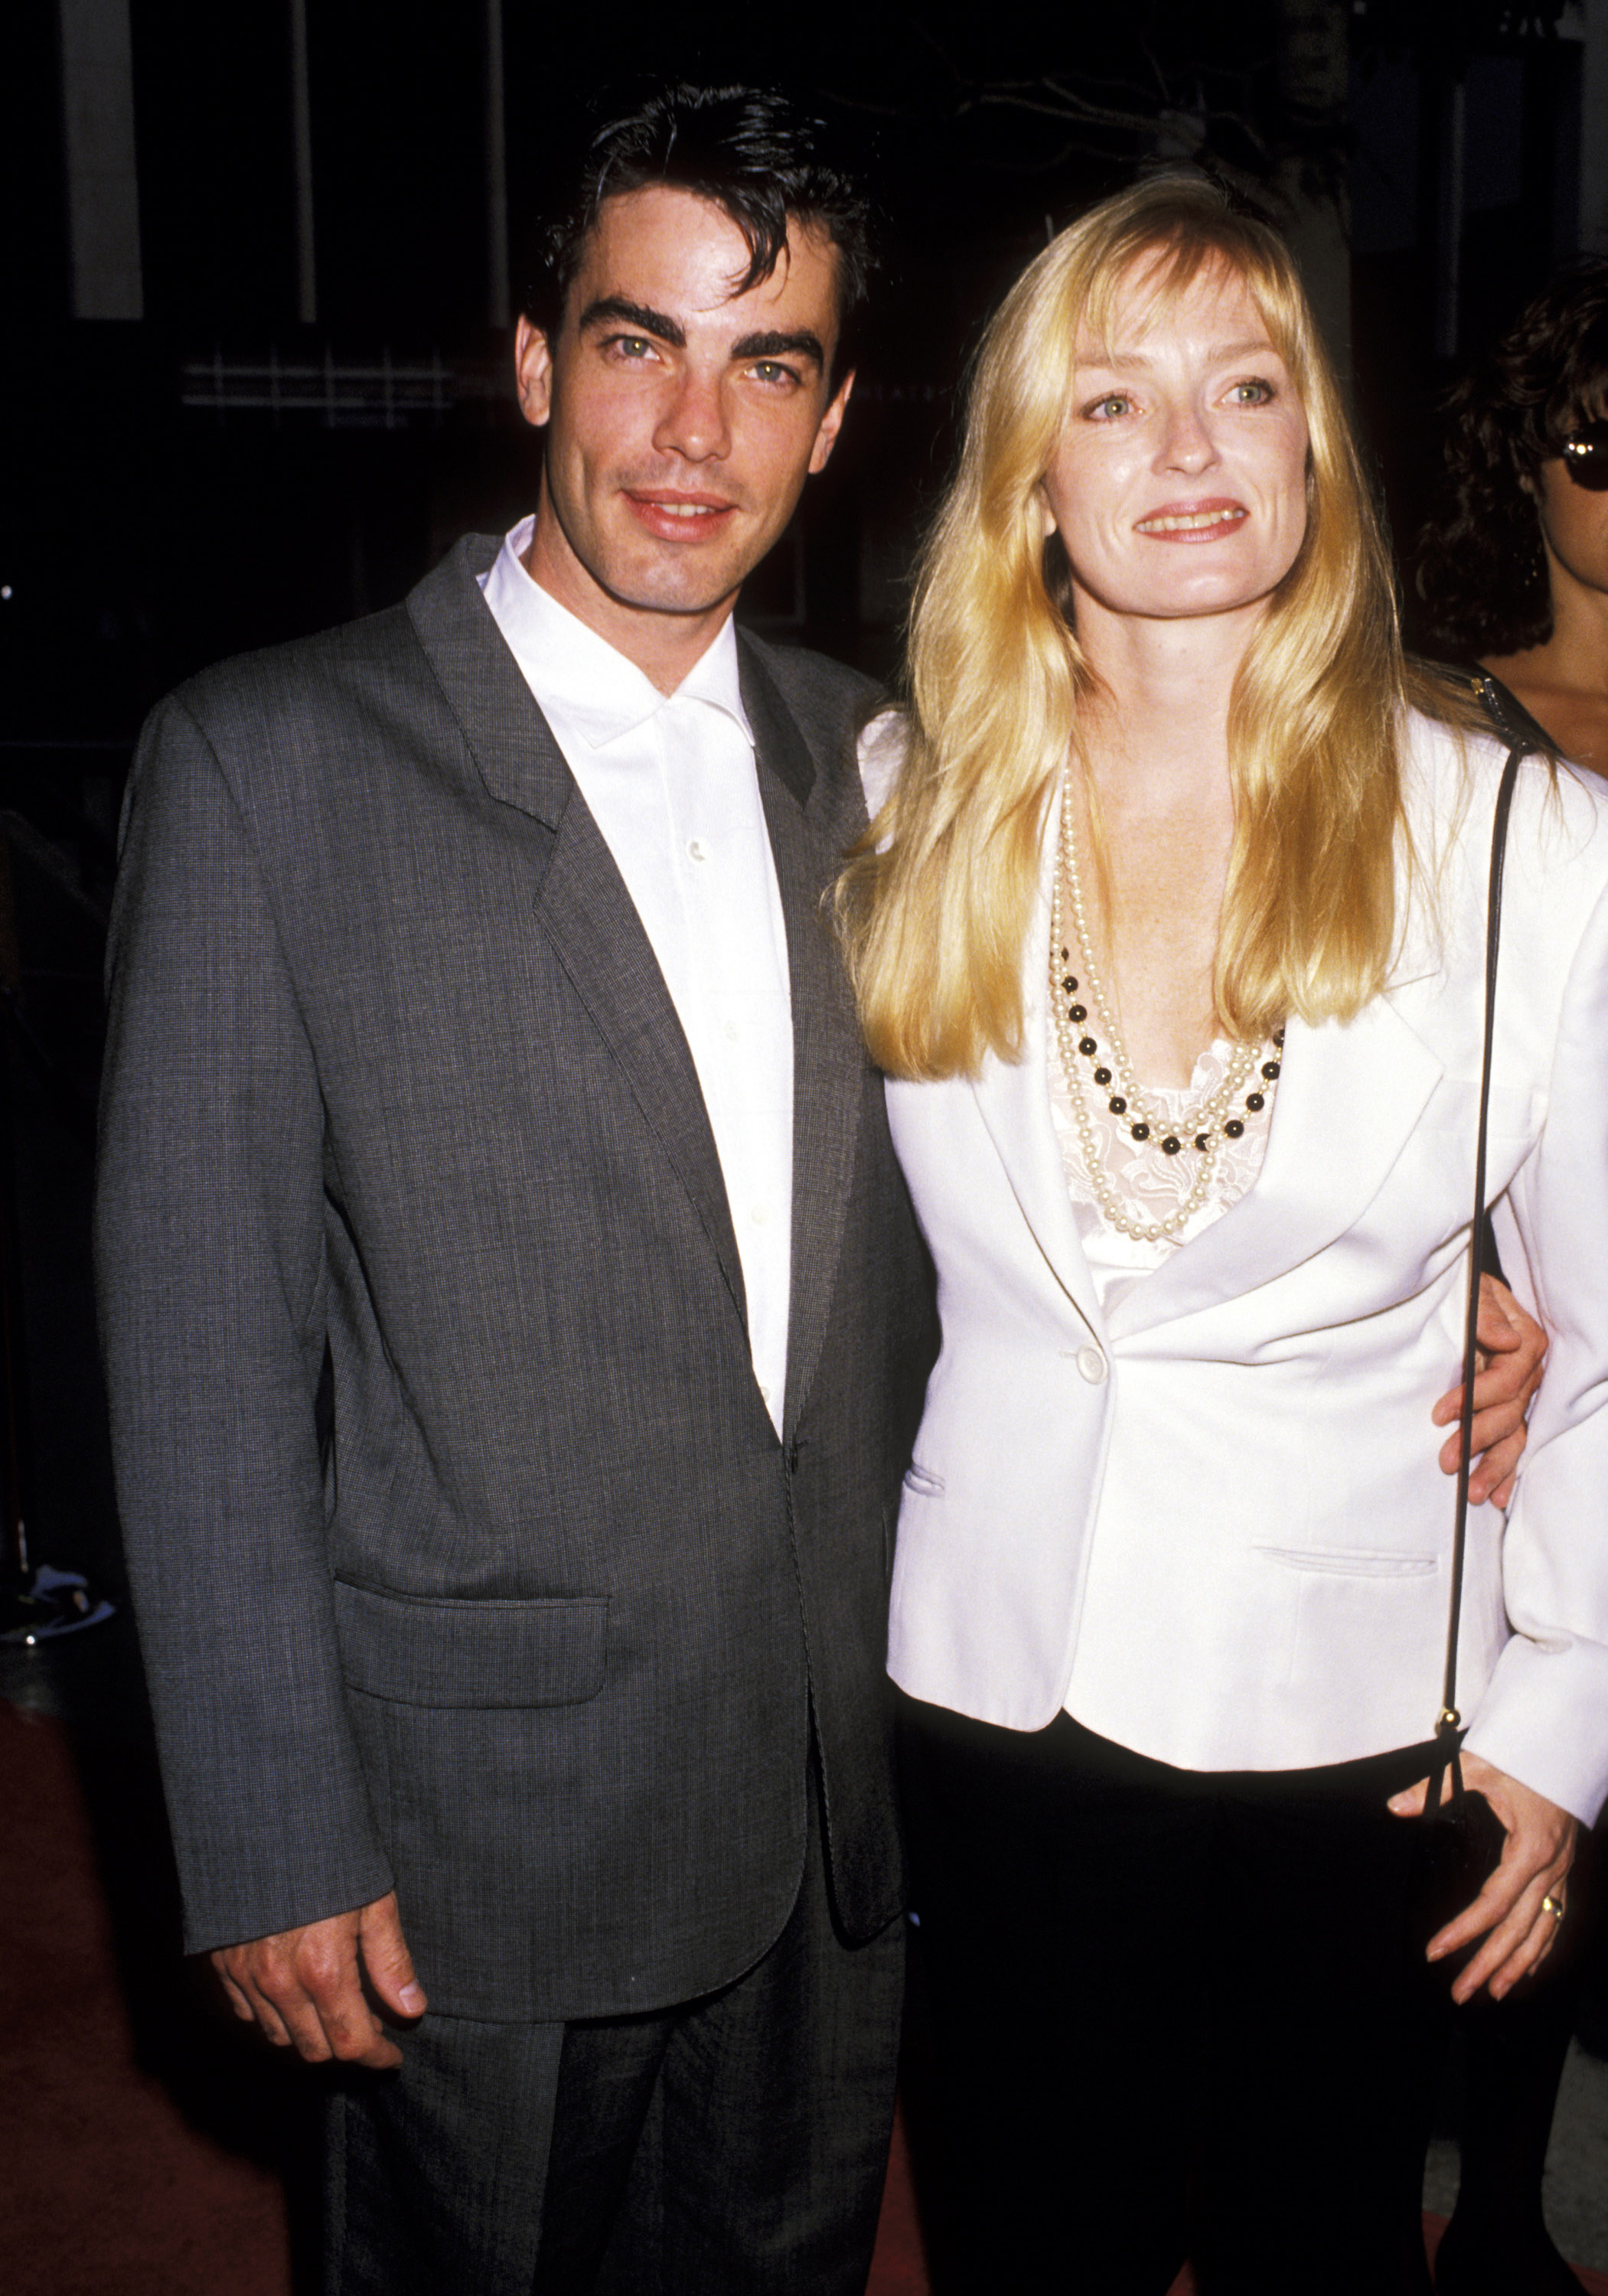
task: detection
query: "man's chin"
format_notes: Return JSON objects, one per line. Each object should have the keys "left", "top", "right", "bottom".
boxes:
{"left": 599, "top": 565, "right": 751, "bottom": 622}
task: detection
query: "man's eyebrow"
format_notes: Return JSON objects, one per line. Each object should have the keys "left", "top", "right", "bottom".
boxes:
{"left": 730, "top": 328, "right": 826, "bottom": 369}
{"left": 576, "top": 296, "right": 686, "bottom": 347}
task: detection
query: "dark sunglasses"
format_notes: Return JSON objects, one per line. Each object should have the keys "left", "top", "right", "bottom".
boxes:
{"left": 1561, "top": 419, "right": 1608, "bottom": 491}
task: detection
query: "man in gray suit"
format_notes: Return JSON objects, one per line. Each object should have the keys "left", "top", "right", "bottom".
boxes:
{"left": 96, "top": 85, "right": 934, "bottom": 2295}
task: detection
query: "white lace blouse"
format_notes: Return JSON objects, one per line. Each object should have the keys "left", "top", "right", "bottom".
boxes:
{"left": 1046, "top": 1029, "right": 1274, "bottom": 1314}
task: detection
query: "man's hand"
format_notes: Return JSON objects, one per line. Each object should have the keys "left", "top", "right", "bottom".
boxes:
{"left": 1388, "top": 1753, "right": 1578, "bottom": 2002}
{"left": 1432, "top": 1274, "right": 1546, "bottom": 1508}
{"left": 211, "top": 1890, "right": 426, "bottom": 2068}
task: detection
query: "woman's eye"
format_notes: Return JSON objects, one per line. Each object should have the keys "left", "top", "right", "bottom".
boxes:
{"left": 1229, "top": 379, "right": 1274, "bottom": 406}
{"left": 1087, "top": 393, "right": 1131, "bottom": 421}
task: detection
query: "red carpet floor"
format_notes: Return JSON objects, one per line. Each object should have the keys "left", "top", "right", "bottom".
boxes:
{"left": 0, "top": 1702, "right": 292, "bottom": 2296}
{"left": 6, "top": 1698, "right": 1605, "bottom": 2296}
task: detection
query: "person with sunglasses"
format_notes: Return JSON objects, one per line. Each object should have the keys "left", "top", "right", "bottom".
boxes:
{"left": 1418, "top": 260, "right": 1608, "bottom": 778}
{"left": 1414, "top": 264, "right": 1608, "bottom": 2296}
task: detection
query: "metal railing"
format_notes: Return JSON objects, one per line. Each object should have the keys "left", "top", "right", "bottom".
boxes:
{"left": 180, "top": 347, "right": 510, "bottom": 429}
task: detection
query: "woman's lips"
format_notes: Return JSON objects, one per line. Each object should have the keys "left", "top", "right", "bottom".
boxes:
{"left": 623, "top": 491, "right": 739, "bottom": 542}
{"left": 1133, "top": 501, "right": 1250, "bottom": 540}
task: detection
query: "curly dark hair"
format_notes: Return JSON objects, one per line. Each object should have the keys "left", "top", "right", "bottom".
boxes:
{"left": 1415, "top": 261, "right": 1608, "bottom": 659}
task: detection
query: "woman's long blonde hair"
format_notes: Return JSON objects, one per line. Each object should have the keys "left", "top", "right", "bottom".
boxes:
{"left": 838, "top": 174, "right": 1445, "bottom": 1082}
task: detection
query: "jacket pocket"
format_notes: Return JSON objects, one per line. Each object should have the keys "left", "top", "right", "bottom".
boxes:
{"left": 332, "top": 1580, "right": 609, "bottom": 1707}
{"left": 1253, "top": 1545, "right": 1437, "bottom": 1580}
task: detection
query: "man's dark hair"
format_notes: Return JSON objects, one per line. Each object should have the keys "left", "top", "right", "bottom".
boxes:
{"left": 524, "top": 84, "right": 874, "bottom": 382}
{"left": 1415, "top": 261, "right": 1608, "bottom": 659}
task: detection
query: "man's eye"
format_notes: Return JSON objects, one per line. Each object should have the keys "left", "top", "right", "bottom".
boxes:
{"left": 751, "top": 361, "right": 797, "bottom": 386}
{"left": 610, "top": 336, "right": 655, "bottom": 360}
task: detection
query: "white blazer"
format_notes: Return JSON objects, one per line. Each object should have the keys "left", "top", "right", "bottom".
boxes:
{"left": 873, "top": 712, "right": 1608, "bottom": 1824}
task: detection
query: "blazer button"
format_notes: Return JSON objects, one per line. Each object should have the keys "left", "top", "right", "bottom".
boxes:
{"left": 1075, "top": 1345, "right": 1108, "bottom": 1385}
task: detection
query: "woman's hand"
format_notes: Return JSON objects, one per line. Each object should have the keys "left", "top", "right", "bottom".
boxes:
{"left": 1388, "top": 1753, "right": 1578, "bottom": 2001}
{"left": 1432, "top": 1274, "right": 1546, "bottom": 1506}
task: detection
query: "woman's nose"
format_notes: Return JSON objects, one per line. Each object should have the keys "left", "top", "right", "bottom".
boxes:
{"left": 1156, "top": 402, "right": 1217, "bottom": 473}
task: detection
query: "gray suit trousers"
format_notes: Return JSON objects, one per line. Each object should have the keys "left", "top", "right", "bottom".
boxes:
{"left": 323, "top": 1779, "right": 903, "bottom": 2296}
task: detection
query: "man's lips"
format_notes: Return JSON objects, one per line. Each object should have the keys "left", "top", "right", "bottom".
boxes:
{"left": 621, "top": 490, "right": 741, "bottom": 542}
{"left": 1133, "top": 500, "right": 1249, "bottom": 540}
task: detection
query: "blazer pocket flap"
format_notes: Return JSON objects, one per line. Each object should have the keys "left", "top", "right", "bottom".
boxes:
{"left": 333, "top": 1581, "right": 609, "bottom": 1707}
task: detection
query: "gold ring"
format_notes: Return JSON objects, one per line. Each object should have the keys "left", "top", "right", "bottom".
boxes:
{"left": 1541, "top": 1894, "right": 1565, "bottom": 1923}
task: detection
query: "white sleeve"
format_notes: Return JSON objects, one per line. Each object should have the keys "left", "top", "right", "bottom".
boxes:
{"left": 856, "top": 709, "right": 909, "bottom": 827}
{"left": 1466, "top": 867, "right": 1608, "bottom": 1823}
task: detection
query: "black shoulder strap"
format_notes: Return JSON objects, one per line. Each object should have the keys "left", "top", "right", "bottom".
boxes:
{"left": 1469, "top": 669, "right": 1554, "bottom": 761}
{"left": 1424, "top": 674, "right": 1538, "bottom": 1817}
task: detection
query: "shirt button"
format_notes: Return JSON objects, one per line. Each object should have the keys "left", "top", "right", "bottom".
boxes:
{"left": 1075, "top": 1345, "right": 1107, "bottom": 1385}
{"left": 723, "top": 1021, "right": 739, "bottom": 1042}
{"left": 687, "top": 838, "right": 709, "bottom": 863}
{"left": 750, "top": 1205, "right": 768, "bottom": 1226}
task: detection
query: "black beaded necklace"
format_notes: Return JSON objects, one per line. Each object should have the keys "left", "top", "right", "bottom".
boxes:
{"left": 1055, "top": 946, "right": 1284, "bottom": 1153}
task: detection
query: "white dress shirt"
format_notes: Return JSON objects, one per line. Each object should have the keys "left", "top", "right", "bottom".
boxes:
{"left": 482, "top": 517, "right": 794, "bottom": 1432}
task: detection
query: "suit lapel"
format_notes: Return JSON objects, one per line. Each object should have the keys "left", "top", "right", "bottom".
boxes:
{"left": 406, "top": 538, "right": 747, "bottom": 1326}
{"left": 1103, "top": 993, "right": 1445, "bottom": 1341}
{"left": 529, "top": 800, "right": 749, "bottom": 1326}
{"left": 406, "top": 536, "right": 573, "bottom": 827}
{"left": 739, "top": 642, "right": 866, "bottom": 1439}
{"left": 959, "top": 801, "right": 1448, "bottom": 1345}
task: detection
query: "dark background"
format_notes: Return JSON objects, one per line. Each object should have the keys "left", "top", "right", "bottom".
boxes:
{"left": 5, "top": 4, "right": 1602, "bottom": 753}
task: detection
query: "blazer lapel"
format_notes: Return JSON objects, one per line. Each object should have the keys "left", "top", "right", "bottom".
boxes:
{"left": 406, "top": 538, "right": 748, "bottom": 1326}
{"left": 955, "top": 788, "right": 1447, "bottom": 1348}
{"left": 739, "top": 644, "right": 866, "bottom": 1438}
{"left": 1103, "top": 992, "right": 1446, "bottom": 1342}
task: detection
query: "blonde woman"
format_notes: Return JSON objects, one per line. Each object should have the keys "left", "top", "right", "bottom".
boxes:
{"left": 840, "top": 178, "right": 1604, "bottom": 2294}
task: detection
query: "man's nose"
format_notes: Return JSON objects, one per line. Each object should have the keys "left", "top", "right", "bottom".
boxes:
{"left": 653, "top": 367, "right": 731, "bottom": 461}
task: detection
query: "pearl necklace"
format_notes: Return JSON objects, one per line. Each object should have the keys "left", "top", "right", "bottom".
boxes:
{"left": 1049, "top": 780, "right": 1283, "bottom": 1244}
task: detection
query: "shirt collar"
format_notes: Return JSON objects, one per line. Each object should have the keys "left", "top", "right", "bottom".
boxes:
{"left": 482, "top": 515, "right": 752, "bottom": 753}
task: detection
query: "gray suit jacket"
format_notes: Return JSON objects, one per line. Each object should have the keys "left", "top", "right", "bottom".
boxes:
{"left": 95, "top": 536, "right": 934, "bottom": 2021}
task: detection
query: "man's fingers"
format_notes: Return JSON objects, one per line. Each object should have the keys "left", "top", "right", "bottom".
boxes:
{"left": 215, "top": 1965, "right": 256, "bottom": 2024}
{"left": 1476, "top": 1279, "right": 1546, "bottom": 1401}
{"left": 357, "top": 1891, "right": 427, "bottom": 2021}
{"left": 218, "top": 1941, "right": 338, "bottom": 2060}
{"left": 1466, "top": 1430, "right": 1523, "bottom": 1505}
{"left": 285, "top": 1916, "right": 403, "bottom": 2066}
{"left": 1437, "top": 1277, "right": 1548, "bottom": 1472}
{"left": 210, "top": 1898, "right": 409, "bottom": 2068}
{"left": 227, "top": 1968, "right": 299, "bottom": 2052}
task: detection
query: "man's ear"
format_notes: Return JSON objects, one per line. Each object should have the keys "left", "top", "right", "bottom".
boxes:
{"left": 807, "top": 367, "right": 855, "bottom": 476}
{"left": 514, "top": 316, "right": 554, "bottom": 432}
